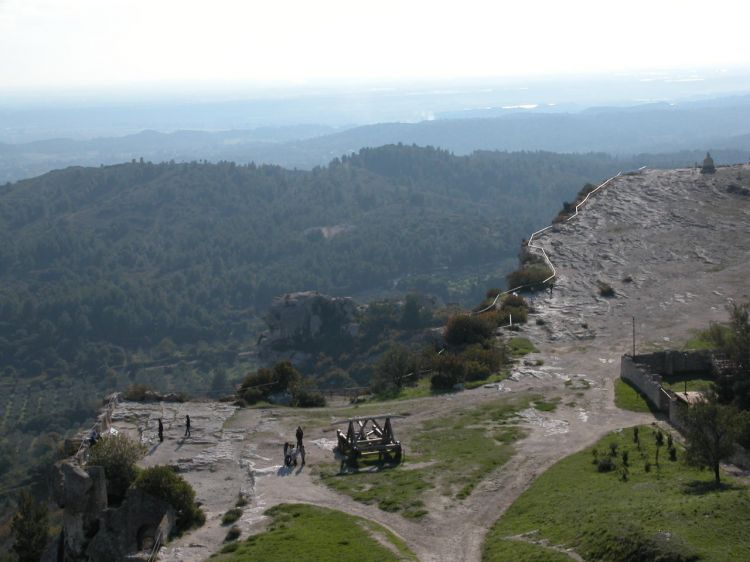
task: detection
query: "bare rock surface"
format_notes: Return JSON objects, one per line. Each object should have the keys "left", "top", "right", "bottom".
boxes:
{"left": 104, "top": 166, "right": 750, "bottom": 562}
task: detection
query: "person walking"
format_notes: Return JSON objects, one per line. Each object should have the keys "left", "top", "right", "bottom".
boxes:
{"left": 184, "top": 414, "right": 191, "bottom": 438}
{"left": 158, "top": 418, "right": 164, "bottom": 442}
{"left": 296, "top": 425, "right": 303, "bottom": 448}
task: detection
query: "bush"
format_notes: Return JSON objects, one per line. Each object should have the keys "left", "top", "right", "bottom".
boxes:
{"left": 444, "top": 314, "right": 493, "bottom": 346}
{"left": 123, "top": 384, "right": 153, "bottom": 401}
{"left": 461, "top": 344, "right": 505, "bottom": 372}
{"left": 597, "top": 281, "right": 615, "bottom": 297}
{"left": 134, "top": 465, "right": 205, "bottom": 532}
{"left": 222, "top": 508, "right": 242, "bottom": 526}
{"left": 88, "top": 433, "right": 145, "bottom": 504}
{"left": 464, "top": 360, "right": 491, "bottom": 382}
{"left": 291, "top": 389, "right": 326, "bottom": 408}
{"left": 225, "top": 526, "right": 241, "bottom": 542}
{"left": 506, "top": 264, "right": 553, "bottom": 291}
{"left": 430, "top": 353, "right": 466, "bottom": 390}
{"left": 238, "top": 361, "right": 304, "bottom": 405}
{"left": 597, "top": 457, "right": 615, "bottom": 472}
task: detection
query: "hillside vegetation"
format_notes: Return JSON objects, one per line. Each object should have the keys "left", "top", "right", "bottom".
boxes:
{"left": 0, "top": 146, "right": 630, "bottom": 383}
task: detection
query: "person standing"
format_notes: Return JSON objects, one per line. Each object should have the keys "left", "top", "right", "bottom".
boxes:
{"left": 158, "top": 418, "right": 164, "bottom": 442}
{"left": 296, "top": 426, "right": 303, "bottom": 448}
{"left": 185, "top": 415, "right": 191, "bottom": 438}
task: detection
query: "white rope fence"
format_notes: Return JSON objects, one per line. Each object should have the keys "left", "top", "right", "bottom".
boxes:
{"left": 471, "top": 167, "right": 646, "bottom": 316}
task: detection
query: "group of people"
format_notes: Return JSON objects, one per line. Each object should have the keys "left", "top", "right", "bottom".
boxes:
{"left": 155, "top": 416, "right": 309, "bottom": 472}
{"left": 283, "top": 426, "right": 306, "bottom": 468}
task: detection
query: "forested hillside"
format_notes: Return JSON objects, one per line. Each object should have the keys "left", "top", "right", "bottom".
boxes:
{"left": 0, "top": 146, "right": 635, "bottom": 381}
{"left": 0, "top": 144, "right": 650, "bottom": 519}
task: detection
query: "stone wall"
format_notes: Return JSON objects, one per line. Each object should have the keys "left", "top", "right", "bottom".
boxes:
{"left": 620, "top": 350, "right": 715, "bottom": 422}
{"left": 620, "top": 354, "right": 668, "bottom": 410}
{"left": 631, "top": 350, "right": 713, "bottom": 376}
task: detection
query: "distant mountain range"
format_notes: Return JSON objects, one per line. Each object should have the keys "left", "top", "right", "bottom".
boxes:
{"left": 1, "top": 96, "right": 750, "bottom": 184}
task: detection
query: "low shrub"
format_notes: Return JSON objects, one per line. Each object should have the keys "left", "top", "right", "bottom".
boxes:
{"left": 597, "top": 281, "right": 615, "bottom": 297}
{"left": 464, "top": 360, "right": 491, "bottom": 382}
{"left": 507, "top": 264, "right": 553, "bottom": 291}
{"left": 123, "top": 384, "right": 153, "bottom": 401}
{"left": 224, "top": 526, "right": 241, "bottom": 542}
{"left": 443, "top": 314, "right": 493, "bottom": 346}
{"left": 222, "top": 508, "right": 242, "bottom": 526}
{"left": 291, "top": 389, "right": 326, "bottom": 408}
{"left": 597, "top": 457, "right": 615, "bottom": 472}
{"left": 133, "top": 465, "right": 205, "bottom": 532}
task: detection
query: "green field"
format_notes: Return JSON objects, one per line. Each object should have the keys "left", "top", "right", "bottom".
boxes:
{"left": 483, "top": 425, "right": 750, "bottom": 561}
{"left": 317, "top": 394, "right": 534, "bottom": 518}
{"left": 211, "top": 504, "right": 416, "bottom": 561}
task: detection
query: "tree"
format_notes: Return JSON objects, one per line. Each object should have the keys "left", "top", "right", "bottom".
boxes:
{"left": 373, "top": 346, "right": 418, "bottom": 393}
{"left": 681, "top": 392, "right": 748, "bottom": 485}
{"left": 714, "top": 303, "right": 750, "bottom": 409}
{"left": 11, "top": 490, "right": 49, "bottom": 562}
{"left": 400, "top": 294, "right": 421, "bottom": 329}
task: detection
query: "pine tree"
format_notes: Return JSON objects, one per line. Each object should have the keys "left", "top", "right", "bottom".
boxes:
{"left": 11, "top": 490, "right": 49, "bottom": 562}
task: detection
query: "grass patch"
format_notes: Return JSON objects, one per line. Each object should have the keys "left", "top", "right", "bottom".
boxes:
{"left": 483, "top": 425, "right": 750, "bottom": 561}
{"left": 661, "top": 372, "right": 714, "bottom": 393}
{"left": 370, "top": 377, "right": 441, "bottom": 402}
{"left": 212, "top": 504, "right": 416, "bottom": 561}
{"left": 508, "top": 337, "right": 537, "bottom": 357}
{"left": 532, "top": 397, "right": 561, "bottom": 412}
{"left": 614, "top": 379, "right": 656, "bottom": 413}
{"left": 317, "top": 395, "right": 532, "bottom": 517}
{"left": 482, "top": 539, "right": 573, "bottom": 561}
{"left": 465, "top": 370, "right": 511, "bottom": 390}
{"left": 682, "top": 325, "right": 729, "bottom": 351}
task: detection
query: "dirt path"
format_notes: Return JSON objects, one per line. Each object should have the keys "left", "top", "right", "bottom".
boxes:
{"left": 110, "top": 166, "right": 750, "bottom": 561}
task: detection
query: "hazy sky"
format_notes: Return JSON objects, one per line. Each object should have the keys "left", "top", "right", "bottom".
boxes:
{"left": 2, "top": 0, "right": 749, "bottom": 94}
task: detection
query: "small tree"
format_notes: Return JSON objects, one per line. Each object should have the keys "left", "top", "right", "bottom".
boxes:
{"left": 372, "top": 346, "right": 418, "bottom": 393}
{"left": 654, "top": 430, "right": 664, "bottom": 467}
{"left": 681, "top": 392, "right": 748, "bottom": 485}
{"left": 11, "top": 490, "right": 49, "bottom": 562}
{"left": 714, "top": 302, "right": 750, "bottom": 409}
{"left": 88, "top": 433, "right": 145, "bottom": 504}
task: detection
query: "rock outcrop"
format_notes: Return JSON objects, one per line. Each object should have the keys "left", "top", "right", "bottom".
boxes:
{"left": 44, "top": 458, "right": 175, "bottom": 562}
{"left": 265, "top": 291, "right": 358, "bottom": 348}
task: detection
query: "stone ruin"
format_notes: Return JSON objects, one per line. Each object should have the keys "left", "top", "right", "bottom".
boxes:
{"left": 41, "top": 394, "right": 178, "bottom": 562}
{"left": 42, "top": 458, "right": 176, "bottom": 562}
{"left": 620, "top": 350, "right": 715, "bottom": 428}
{"left": 264, "top": 291, "right": 358, "bottom": 349}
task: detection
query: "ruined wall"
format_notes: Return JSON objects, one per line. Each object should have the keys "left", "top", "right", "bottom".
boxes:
{"left": 621, "top": 350, "right": 715, "bottom": 421}
{"left": 632, "top": 350, "right": 712, "bottom": 376}
{"left": 620, "top": 354, "right": 667, "bottom": 410}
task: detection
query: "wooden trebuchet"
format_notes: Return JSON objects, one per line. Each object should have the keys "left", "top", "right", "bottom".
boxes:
{"left": 334, "top": 414, "right": 403, "bottom": 462}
